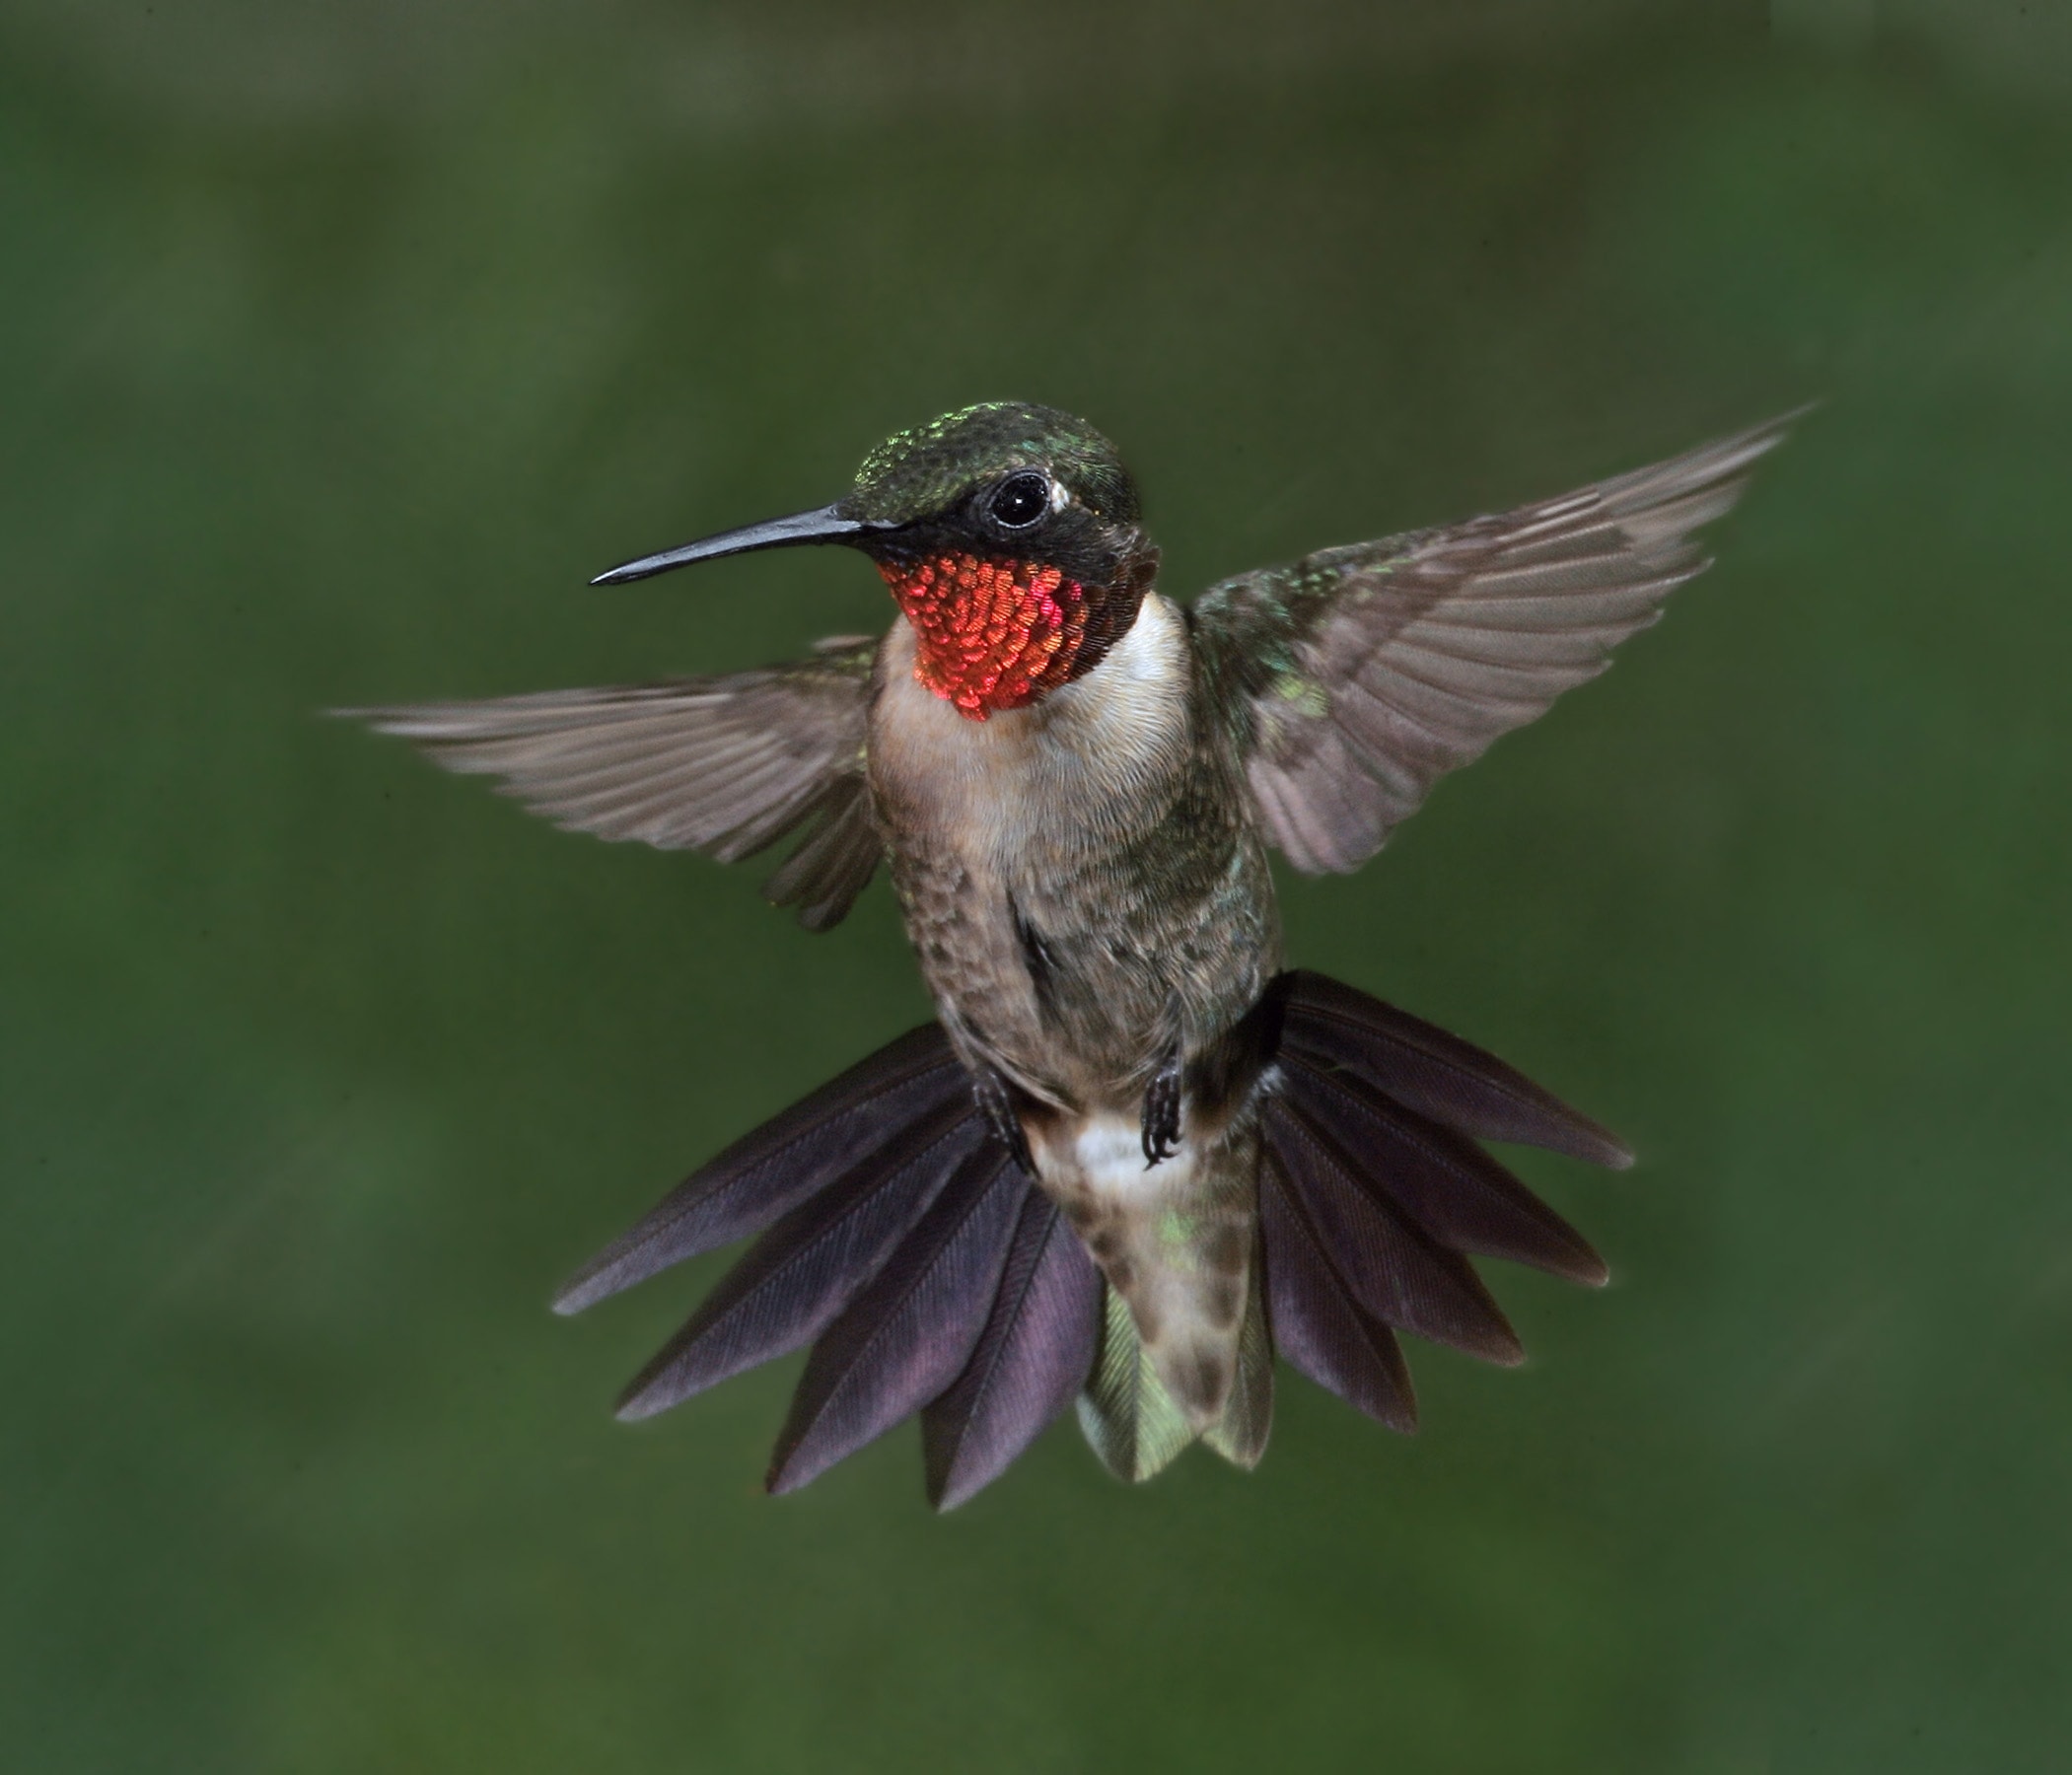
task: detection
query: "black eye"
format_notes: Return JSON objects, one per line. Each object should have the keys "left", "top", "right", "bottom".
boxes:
{"left": 987, "top": 471, "right": 1050, "bottom": 531}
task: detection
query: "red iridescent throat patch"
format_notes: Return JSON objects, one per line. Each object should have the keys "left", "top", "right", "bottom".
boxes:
{"left": 878, "top": 553, "right": 1096, "bottom": 720}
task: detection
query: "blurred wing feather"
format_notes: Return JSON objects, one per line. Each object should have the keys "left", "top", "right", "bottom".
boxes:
{"left": 346, "top": 635, "right": 882, "bottom": 927}
{"left": 1190, "top": 416, "right": 1798, "bottom": 872}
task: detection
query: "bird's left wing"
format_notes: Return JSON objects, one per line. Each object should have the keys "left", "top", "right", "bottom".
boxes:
{"left": 346, "top": 635, "right": 881, "bottom": 930}
{"left": 1188, "top": 416, "right": 1796, "bottom": 874}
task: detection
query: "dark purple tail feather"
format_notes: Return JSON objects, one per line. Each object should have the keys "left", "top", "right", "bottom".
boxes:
{"left": 1279, "top": 971, "right": 1632, "bottom": 1170}
{"left": 1258, "top": 1154, "right": 1418, "bottom": 1433}
{"left": 1256, "top": 973, "right": 1629, "bottom": 1429}
{"left": 766, "top": 1145, "right": 1025, "bottom": 1494}
{"left": 922, "top": 1193, "right": 1102, "bottom": 1511}
{"left": 615, "top": 1099, "right": 986, "bottom": 1420}
{"left": 553, "top": 1024, "right": 963, "bottom": 1315}
{"left": 1264, "top": 1097, "right": 1526, "bottom": 1366}
{"left": 1279, "top": 1052, "right": 1608, "bottom": 1287}
{"left": 555, "top": 1018, "right": 1094, "bottom": 1504}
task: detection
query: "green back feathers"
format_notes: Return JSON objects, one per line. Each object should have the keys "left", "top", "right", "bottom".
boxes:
{"left": 1076, "top": 1280, "right": 1275, "bottom": 1481}
{"left": 1078, "top": 1285, "right": 1197, "bottom": 1483}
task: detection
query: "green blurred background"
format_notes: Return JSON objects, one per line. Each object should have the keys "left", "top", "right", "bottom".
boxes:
{"left": 6, "top": 1, "right": 2070, "bottom": 1768}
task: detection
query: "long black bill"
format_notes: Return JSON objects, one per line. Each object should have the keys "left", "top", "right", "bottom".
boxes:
{"left": 591, "top": 503, "right": 879, "bottom": 586}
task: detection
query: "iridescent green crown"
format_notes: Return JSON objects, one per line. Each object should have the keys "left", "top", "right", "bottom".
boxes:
{"left": 840, "top": 401, "right": 1140, "bottom": 528}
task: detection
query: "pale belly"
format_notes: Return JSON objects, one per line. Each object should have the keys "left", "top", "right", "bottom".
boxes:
{"left": 864, "top": 595, "right": 1279, "bottom": 1115}
{"left": 867, "top": 596, "right": 1280, "bottom": 1431}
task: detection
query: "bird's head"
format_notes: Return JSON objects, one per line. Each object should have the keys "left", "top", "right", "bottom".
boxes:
{"left": 594, "top": 402, "right": 1157, "bottom": 720}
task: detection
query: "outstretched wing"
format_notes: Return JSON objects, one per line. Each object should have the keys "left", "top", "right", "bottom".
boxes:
{"left": 346, "top": 635, "right": 882, "bottom": 931}
{"left": 1188, "top": 416, "right": 1796, "bottom": 874}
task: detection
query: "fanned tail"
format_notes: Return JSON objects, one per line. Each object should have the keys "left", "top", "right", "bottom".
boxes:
{"left": 553, "top": 970, "right": 1628, "bottom": 1503}
{"left": 554, "top": 1023, "right": 1104, "bottom": 1507}
{"left": 1260, "top": 970, "right": 1627, "bottom": 1431}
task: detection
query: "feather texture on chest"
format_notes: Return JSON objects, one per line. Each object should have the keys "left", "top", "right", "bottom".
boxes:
{"left": 868, "top": 595, "right": 1196, "bottom": 872}
{"left": 867, "top": 595, "right": 1270, "bottom": 1106}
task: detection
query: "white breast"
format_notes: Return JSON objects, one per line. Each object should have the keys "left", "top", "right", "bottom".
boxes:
{"left": 1069, "top": 1109, "right": 1197, "bottom": 1205}
{"left": 869, "top": 594, "right": 1195, "bottom": 873}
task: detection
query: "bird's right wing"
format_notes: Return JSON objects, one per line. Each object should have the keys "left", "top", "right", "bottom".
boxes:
{"left": 346, "top": 635, "right": 882, "bottom": 931}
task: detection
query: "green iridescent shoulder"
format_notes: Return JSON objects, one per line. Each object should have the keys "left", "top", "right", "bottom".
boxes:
{"left": 1184, "top": 530, "right": 1431, "bottom": 760}
{"left": 1187, "top": 533, "right": 1420, "bottom": 707}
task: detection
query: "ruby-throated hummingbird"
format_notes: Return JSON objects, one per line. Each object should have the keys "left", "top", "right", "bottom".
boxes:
{"left": 353, "top": 401, "right": 1791, "bottom": 1506}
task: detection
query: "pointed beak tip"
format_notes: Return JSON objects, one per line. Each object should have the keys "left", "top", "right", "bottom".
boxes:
{"left": 586, "top": 503, "right": 875, "bottom": 589}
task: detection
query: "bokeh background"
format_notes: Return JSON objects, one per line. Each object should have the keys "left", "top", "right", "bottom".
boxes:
{"left": 7, "top": 1, "right": 2071, "bottom": 1768}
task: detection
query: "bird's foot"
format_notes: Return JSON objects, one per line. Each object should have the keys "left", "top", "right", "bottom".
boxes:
{"left": 1142, "top": 1047, "right": 1183, "bottom": 1169}
{"left": 972, "top": 1066, "right": 1036, "bottom": 1175}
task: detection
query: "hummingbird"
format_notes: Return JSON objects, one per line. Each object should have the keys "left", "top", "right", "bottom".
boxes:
{"left": 353, "top": 401, "right": 1791, "bottom": 1506}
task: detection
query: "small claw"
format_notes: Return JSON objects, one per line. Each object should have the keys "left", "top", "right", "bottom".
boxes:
{"left": 1141, "top": 1048, "right": 1183, "bottom": 1169}
{"left": 972, "top": 1066, "right": 1036, "bottom": 1175}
